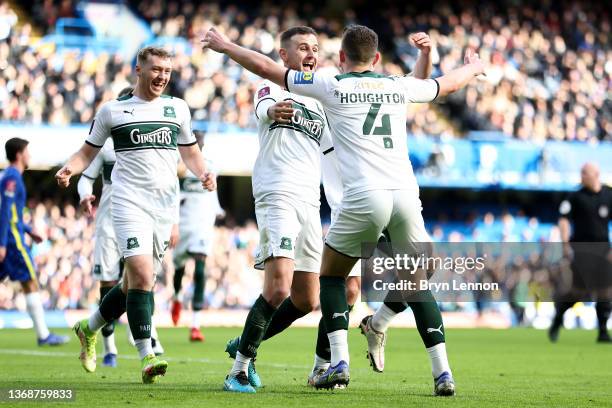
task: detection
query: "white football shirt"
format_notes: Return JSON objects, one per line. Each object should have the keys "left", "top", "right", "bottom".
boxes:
{"left": 286, "top": 70, "right": 439, "bottom": 196}
{"left": 251, "top": 80, "right": 328, "bottom": 206}
{"left": 86, "top": 93, "right": 196, "bottom": 209}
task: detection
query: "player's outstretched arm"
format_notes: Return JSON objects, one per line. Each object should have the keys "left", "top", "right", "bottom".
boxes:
{"left": 410, "top": 32, "right": 433, "bottom": 79}
{"left": 435, "top": 49, "right": 485, "bottom": 97}
{"left": 178, "top": 144, "right": 216, "bottom": 192}
{"left": 55, "top": 143, "right": 100, "bottom": 188}
{"left": 201, "top": 27, "right": 286, "bottom": 87}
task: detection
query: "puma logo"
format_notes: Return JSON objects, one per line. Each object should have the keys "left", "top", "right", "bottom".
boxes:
{"left": 332, "top": 311, "right": 349, "bottom": 320}
{"left": 427, "top": 324, "right": 444, "bottom": 335}
{"left": 123, "top": 109, "right": 134, "bottom": 115}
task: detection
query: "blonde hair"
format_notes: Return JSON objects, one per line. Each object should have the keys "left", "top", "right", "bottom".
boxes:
{"left": 137, "top": 46, "right": 173, "bottom": 65}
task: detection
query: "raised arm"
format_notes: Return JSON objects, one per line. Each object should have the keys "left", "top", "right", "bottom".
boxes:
{"left": 435, "top": 49, "right": 485, "bottom": 97}
{"left": 409, "top": 32, "right": 433, "bottom": 79}
{"left": 201, "top": 27, "right": 286, "bottom": 87}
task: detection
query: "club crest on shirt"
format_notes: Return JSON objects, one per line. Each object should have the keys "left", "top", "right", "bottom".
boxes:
{"left": 163, "top": 106, "right": 176, "bottom": 118}
{"left": 258, "top": 86, "right": 270, "bottom": 99}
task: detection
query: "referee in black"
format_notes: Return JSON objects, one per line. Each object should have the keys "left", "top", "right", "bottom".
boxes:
{"left": 549, "top": 162, "right": 611, "bottom": 343}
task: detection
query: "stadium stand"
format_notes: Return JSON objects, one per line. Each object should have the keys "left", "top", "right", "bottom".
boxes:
{"left": 0, "top": 0, "right": 610, "bottom": 328}
{"left": 4, "top": 0, "right": 608, "bottom": 140}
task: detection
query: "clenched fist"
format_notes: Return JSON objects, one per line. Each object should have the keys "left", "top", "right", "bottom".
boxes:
{"left": 55, "top": 165, "right": 73, "bottom": 188}
{"left": 409, "top": 32, "right": 433, "bottom": 54}
{"left": 200, "top": 172, "right": 217, "bottom": 192}
{"left": 201, "top": 27, "right": 229, "bottom": 53}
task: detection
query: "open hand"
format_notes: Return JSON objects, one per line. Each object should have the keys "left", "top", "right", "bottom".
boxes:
{"left": 80, "top": 195, "right": 96, "bottom": 218}
{"left": 464, "top": 49, "right": 486, "bottom": 76}
{"left": 267, "top": 101, "right": 295, "bottom": 124}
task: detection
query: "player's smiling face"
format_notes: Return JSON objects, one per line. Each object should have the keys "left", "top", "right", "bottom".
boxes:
{"left": 138, "top": 55, "right": 173, "bottom": 99}
{"left": 281, "top": 34, "right": 319, "bottom": 72}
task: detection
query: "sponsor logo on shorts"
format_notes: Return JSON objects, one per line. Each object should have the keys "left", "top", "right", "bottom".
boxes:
{"left": 93, "top": 265, "right": 101, "bottom": 275}
{"left": 127, "top": 237, "right": 140, "bottom": 250}
{"left": 280, "top": 237, "right": 292, "bottom": 250}
{"left": 163, "top": 106, "right": 176, "bottom": 118}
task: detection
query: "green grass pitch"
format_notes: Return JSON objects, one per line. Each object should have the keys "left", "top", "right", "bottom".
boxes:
{"left": 0, "top": 326, "right": 609, "bottom": 407}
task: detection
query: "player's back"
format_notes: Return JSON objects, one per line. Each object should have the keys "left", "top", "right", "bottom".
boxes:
{"left": 287, "top": 70, "right": 439, "bottom": 197}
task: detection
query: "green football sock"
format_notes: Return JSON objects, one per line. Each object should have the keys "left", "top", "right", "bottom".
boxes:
{"left": 173, "top": 266, "right": 185, "bottom": 296}
{"left": 262, "top": 297, "right": 307, "bottom": 341}
{"left": 315, "top": 304, "right": 353, "bottom": 359}
{"left": 383, "top": 290, "right": 408, "bottom": 314}
{"left": 99, "top": 284, "right": 126, "bottom": 322}
{"left": 315, "top": 314, "right": 330, "bottom": 360}
{"left": 407, "top": 290, "right": 445, "bottom": 348}
{"left": 99, "top": 286, "right": 115, "bottom": 337}
{"left": 127, "top": 289, "right": 151, "bottom": 340}
{"left": 193, "top": 259, "right": 205, "bottom": 311}
{"left": 320, "top": 276, "right": 348, "bottom": 333}
{"left": 149, "top": 290, "right": 155, "bottom": 313}
{"left": 238, "top": 295, "right": 276, "bottom": 358}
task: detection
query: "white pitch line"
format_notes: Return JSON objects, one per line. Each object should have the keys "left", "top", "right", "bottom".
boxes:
{"left": 0, "top": 348, "right": 312, "bottom": 370}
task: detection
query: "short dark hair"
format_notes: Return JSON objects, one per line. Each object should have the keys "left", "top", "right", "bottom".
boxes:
{"left": 5, "top": 137, "right": 29, "bottom": 162}
{"left": 137, "top": 46, "right": 173, "bottom": 65}
{"left": 280, "top": 26, "right": 318, "bottom": 48}
{"left": 341, "top": 25, "right": 378, "bottom": 64}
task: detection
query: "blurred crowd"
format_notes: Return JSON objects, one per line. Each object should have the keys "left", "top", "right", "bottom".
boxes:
{"left": 2, "top": 1, "right": 608, "bottom": 140}
{"left": 0, "top": 197, "right": 570, "bottom": 313}
{"left": 389, "top": 1, "right": 611, "bottom": 142}
{"left": 0, "top": 199, "right": 263, "bottom": 312}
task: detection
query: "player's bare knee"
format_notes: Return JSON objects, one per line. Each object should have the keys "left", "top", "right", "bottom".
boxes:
{"left": 264, "top": 286, "right": 291, "bottom": 307}
{"left": 291, "top": 292, "right": 318, "bottom": 313}
{"left": 346, "top": 277, "right": 361, "bottom": 304}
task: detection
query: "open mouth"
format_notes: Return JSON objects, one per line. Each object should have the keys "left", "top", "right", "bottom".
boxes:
{"left": 152, "top": 81, "right": 165, "bottom": 92}
{"left": 302, "top": 62, "right": 315, "bottom": 71}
